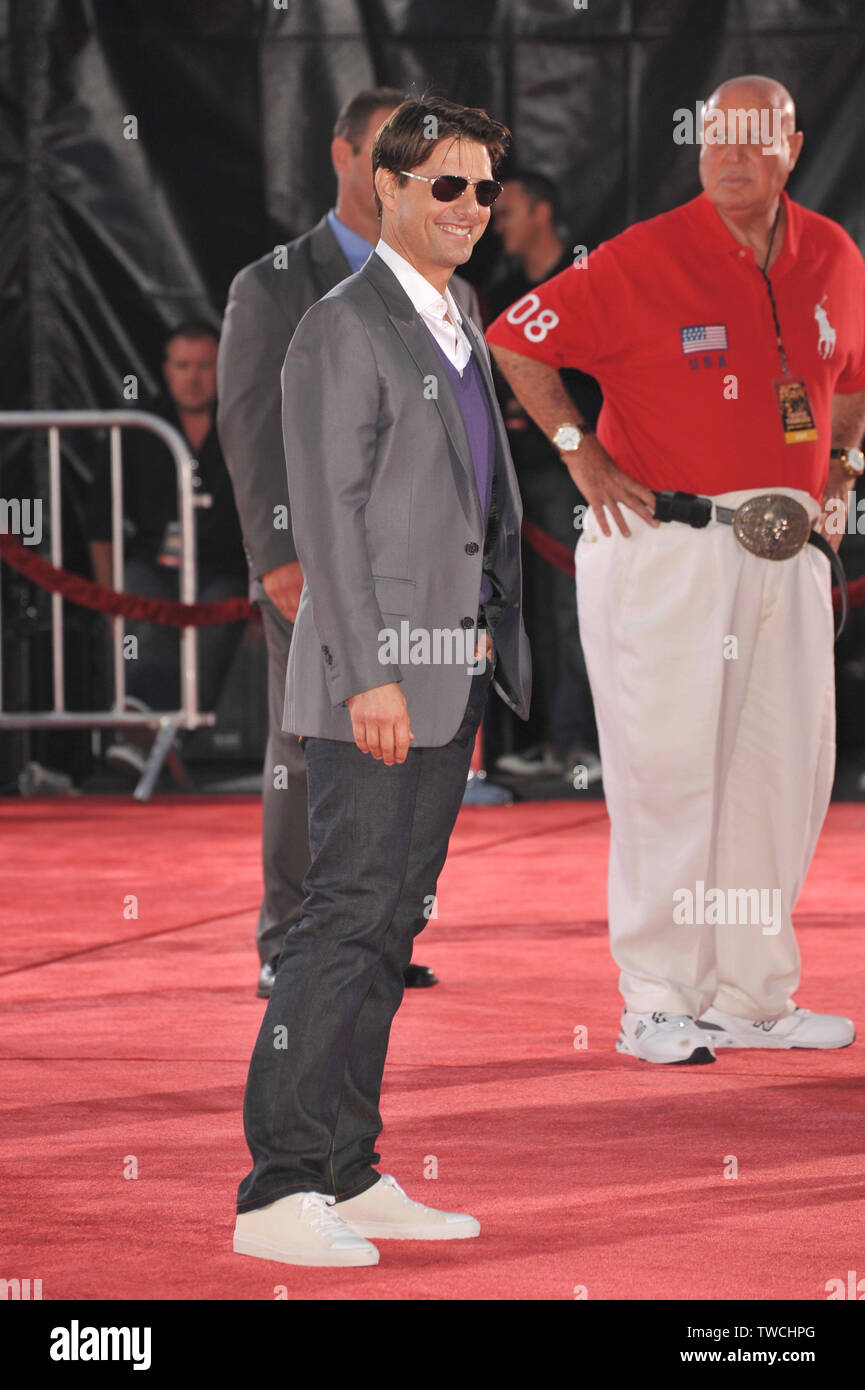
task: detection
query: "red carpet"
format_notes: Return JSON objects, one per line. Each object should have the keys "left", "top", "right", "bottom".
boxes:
{"left": 1, "top": 797, "right": 864, "bottom": 1301}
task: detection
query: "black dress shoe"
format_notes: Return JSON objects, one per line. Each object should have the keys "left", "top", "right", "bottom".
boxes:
{"left": 256, "top": 958, "right": 279, "bottom": 998}
{"left": 403, "top": 963, "right": 438, "bottom": 988}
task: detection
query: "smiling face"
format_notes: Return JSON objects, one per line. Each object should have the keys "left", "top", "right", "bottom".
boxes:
{"left": 698, "top": 79, "right": 802, "bottom": 222}
{"left": 375, "top": 137, "right": 492, "bottom": 291}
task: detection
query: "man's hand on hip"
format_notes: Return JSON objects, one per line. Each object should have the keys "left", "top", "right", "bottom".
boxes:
{"left": 262, "top": 561, "right": 304, "bottom": 622}
{"left": 348, "top": 682, "right": 413, "bottom": 765}
{"left": 487, "top": 347, "right": 657, "bottom": 538}
{"left": 566, "top": 436, "right": 659, "bottom": 538}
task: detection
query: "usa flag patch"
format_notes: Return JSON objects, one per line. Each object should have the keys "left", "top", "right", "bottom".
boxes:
{"left": 681, "top": 324, "right": 728, "bottom": 354}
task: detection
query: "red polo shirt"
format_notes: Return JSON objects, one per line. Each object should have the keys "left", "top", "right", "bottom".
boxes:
{"left": 485, "top": 190, "right": 865, "bottom": 500}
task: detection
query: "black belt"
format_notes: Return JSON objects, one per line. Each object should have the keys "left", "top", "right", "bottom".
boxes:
{"left": 652, "top": 489, "right": 847, "bottom": 639}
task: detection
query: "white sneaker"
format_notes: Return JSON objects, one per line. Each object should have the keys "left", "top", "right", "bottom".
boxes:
{"left": 233, "top": 1191, "right": 379, "bottom": 1266}
{"left": 334, "top": 1174, "right": 480, "bottom": 1240}
{"left": 495, "top": 744, "right": 564, "bottom": 777}
{"left": 563, "top": 746, "right": 603, "bottom": 788}
{"left": 697, "top": 1005, "right": 855, "bottom": 1050}
{"left": 616, "top": 1010, "right": 716, "bottom": 1065}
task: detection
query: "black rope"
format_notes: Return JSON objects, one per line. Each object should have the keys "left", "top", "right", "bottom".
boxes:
{"left": 756, "top": 203, "right": 790, "bottom": 375}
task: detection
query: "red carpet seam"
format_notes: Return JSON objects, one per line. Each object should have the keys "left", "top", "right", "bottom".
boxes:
{"left": 0, "top": 904, "right": 260, "bottom": 978}
{"left": 1, "top": 813, "right": 609, "bottom": 978}
{"left": 447, "top": 808, "right": 609, "bottom": 857}
{"left": 0, "top": 1058, "right": 857, "bottom": 1081}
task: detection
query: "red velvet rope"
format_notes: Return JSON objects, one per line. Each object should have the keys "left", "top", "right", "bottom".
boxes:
{"left": 520, "top": 519, "right": 578, "bottom": 578}
{"left": 0, "top": 531, "right": 258, "bottom": 627}
{"left": 1, "top": 522, "right": 860, "bottom": 624}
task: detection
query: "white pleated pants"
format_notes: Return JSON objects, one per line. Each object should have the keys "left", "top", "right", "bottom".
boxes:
{"left": 576, "top": 486, "right": 836, "bottom": 1020}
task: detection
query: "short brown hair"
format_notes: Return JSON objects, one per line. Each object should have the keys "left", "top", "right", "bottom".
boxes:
{"left": 506, "top": 171, "right": 562, "bottom": 225}
{"left": 164, "top": 321, "right": 218, "bottom": 356}
{"left": 372, "top": 96, "right": 510, "bottom": 215}
{"left": 333, "top": 87, "right": 406, "bottom": 150}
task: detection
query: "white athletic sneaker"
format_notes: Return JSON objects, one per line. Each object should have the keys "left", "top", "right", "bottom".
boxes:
{"left": 233, "top": 1191, "right": 379, "bottom": 1266}
{"left": 334, "top": 1174, "right": 480, "bottom": 1240}
{"left": 697, "top": 1005, "right": 855, "bottom": 1050}
{"left": 563, "top": 746, "right": 603, "bottom": 788}
{"left": 616, "top": 1010, "right": 716, "bottom": 1064}
{"left": 495, "top": 744, "right": 563, "bottom": 777}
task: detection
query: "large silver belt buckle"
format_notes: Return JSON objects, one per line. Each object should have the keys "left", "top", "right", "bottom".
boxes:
{"left": 731, "top": 493, "right": 811, "bottom": 561}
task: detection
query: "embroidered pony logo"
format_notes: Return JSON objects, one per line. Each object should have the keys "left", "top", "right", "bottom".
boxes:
{"left": 814, "top": 297, "right": 836, "bottom": 359}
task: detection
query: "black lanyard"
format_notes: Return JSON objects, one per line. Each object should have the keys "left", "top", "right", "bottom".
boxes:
{"left": 756, "top": 203, "right": 790, "bottom": 376}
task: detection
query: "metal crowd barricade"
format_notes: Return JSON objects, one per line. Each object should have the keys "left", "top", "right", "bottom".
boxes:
{"left": 0, "top": 410, "right": 215, "bottom": 800}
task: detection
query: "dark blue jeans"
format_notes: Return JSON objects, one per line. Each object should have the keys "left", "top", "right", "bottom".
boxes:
{"left": 237, "top": 657, "right": 493, "bottom": 1212}
{"left": 122, "top": 558, "right": 247, "bottom": 713}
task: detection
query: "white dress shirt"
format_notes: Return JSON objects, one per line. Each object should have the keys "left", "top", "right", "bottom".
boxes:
{"left": 375, "top": 238, "right": 472, "bottom": 374}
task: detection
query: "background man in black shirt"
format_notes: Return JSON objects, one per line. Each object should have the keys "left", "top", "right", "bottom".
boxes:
{"left": 87, "top": 323, "right": 248, "bottom": 774}
{"left": 485, "top": 174, "right": 601, "bottom": 786}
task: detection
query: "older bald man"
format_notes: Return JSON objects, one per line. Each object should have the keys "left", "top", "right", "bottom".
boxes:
{"left": 488, "top": 75, "right": 865, "bottom": 1063}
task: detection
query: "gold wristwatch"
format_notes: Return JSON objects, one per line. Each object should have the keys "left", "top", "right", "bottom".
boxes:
{"left": 552, "top": 422, "right": 585, "bottom": 453}
{"left": 831, "top": 447, "right": 865, "bottom": 481}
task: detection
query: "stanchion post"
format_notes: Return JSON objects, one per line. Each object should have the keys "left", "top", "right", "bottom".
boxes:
{"left": 48, "top": 426, "right": 64, "bottom": 712}
{"left": 109, "top": 425, "right": 126, "bottom": 711}
{"left": 177, "top": 445, "right": 199, "bottom": 723}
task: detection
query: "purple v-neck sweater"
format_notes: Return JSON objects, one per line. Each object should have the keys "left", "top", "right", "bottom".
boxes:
{"left": 427, "top": 334, "right": 495, "bottom": 606}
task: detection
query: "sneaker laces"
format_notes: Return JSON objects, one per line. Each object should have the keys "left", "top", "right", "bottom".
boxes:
{"left": 299, "top": 1192, "right": 347, "bottom": 1234}
{"left": 380, "top": 1173, "right": 425, "bottom": 1209}
{"left": 650, "top": 1011, "right": 693, "bottom": 1026}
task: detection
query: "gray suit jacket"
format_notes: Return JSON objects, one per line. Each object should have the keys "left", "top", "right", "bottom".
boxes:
{"left": 282, "top": 250, "right": 531, "bottom": 746}
{"left": 217, "top": 215, "right": 482, "bottom": 588}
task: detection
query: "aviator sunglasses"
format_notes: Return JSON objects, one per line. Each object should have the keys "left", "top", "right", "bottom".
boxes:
{"left": 398, "top": 170, "right": 503, "bottom": 207}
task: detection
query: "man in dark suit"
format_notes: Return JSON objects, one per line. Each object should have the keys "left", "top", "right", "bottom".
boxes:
{"left": 233, "top": 96, "right": 530, "bottom": 1267}
{"left": 218, "top": 89, "right": 480, "bottom": 996}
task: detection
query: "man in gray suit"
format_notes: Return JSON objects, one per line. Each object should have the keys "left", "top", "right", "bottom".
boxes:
{"left": 218, "top": 88, "right": 479, "bottom": 996}
{"left": 234, "top": 97, "right": 530, "bottom": 1267}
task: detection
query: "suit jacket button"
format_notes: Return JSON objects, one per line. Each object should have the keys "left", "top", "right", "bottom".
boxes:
{"left": 461, "top": 616, "right": 474, "bottom": 630}
{"left": 465, "top": 541, "right": 479, "bottom": 555}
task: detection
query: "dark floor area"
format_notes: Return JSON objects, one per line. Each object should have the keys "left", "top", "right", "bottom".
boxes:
{"left": 8, "top": 750, "right": 865, "bottom": 804}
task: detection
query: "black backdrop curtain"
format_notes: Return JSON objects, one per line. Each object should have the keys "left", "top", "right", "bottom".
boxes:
{"left": 4, "top": 0, "right": 865, "bottom": 428}
{"left": 1, "top": 0, "right": 865, "bottom": 759}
